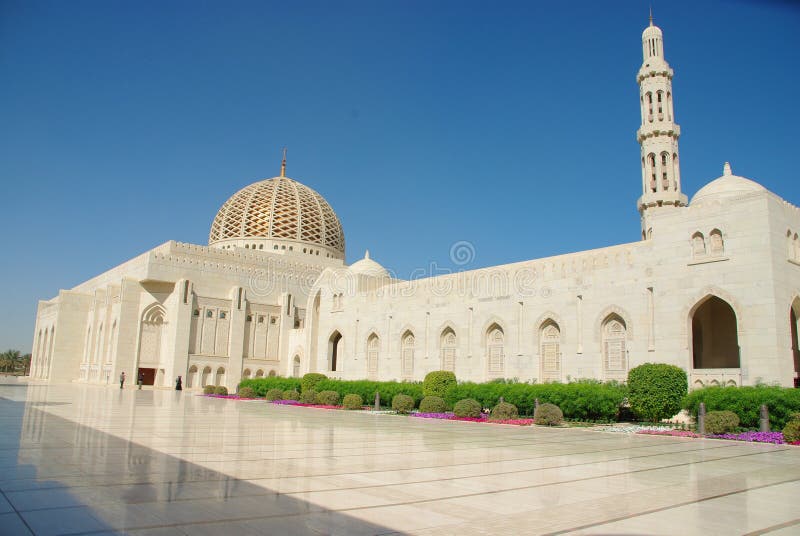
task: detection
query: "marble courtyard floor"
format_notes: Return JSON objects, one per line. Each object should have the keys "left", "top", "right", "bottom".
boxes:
{"left": 0, "top": 383, "right": 799, "bottom": 535}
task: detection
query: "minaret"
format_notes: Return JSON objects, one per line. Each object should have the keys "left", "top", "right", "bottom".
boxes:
{"left": 636, "top": 14, "right": 687, "bottom": 238}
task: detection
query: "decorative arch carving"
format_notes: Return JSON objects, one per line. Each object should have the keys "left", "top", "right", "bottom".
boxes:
{"left": 593, "top": 305, "right": 634, "bottom": 342}
{"left": 533, "top": 311, "right": 565, "bottom": 349}
{"left": 480, "top": 316, "right": 506, "bottom": 349}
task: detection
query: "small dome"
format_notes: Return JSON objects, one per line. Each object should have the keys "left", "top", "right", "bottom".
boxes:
{"left": 691, "top": 162, "right": 766, "bottom": 205}
{"left": 348, "top": 250, "right": 389, "bottom": 278}
{"left": 642, "top": 23, "right": 662, "bottom": 39}
{"left": 209, "top": 176, "right": 345, "bottom": 256}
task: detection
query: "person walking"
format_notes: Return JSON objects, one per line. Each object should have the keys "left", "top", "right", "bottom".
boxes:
{"left": 119, "top": 371, "right": 126, "bottom": 389}
{"left": 175, "top": 376, "right": 182, "bottom": 391}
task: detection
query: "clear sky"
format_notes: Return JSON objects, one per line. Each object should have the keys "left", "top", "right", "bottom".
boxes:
{"left": 1, "top": 0, "right": 799, "bottom": 353}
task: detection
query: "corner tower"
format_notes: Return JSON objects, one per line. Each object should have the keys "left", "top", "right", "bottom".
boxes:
{"left": 636, "top": 15, "right": 687, "bottom": 237}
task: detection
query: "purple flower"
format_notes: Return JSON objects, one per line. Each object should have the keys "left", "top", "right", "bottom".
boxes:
{"left": 410, "top": 412, "right": 454, "bottom": 419}
{"left": 706, "top": 431, "right": 785, "bottom": 444}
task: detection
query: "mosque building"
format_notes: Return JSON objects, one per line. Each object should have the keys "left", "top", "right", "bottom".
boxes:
{"left": 29, "top": 19, "right": 800, "bottom": 390}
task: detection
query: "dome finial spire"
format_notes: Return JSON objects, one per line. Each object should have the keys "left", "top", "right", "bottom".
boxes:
{"left": 365, "top": 249, "right": 370, "bottom": 260}
{"left": 280, "top": 147, "right": 287, "bottom": 177}
{"left": 649, "top": 5, "right": 654, "bottom": 26}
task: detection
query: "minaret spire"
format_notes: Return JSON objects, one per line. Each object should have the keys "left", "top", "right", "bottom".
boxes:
{"left": 636, "top": 17, "right": 687, "bottom": 239}
{"left": 280, "top": 147, "right": 287, "bottom": 177}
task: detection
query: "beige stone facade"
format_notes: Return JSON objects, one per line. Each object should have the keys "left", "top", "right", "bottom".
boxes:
{"left": 29, "top": 20, "right": 800, "bottom": 390}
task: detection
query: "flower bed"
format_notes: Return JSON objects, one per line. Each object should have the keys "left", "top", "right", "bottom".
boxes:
{"left": 705, "top": 431, "right": 785, "bottom": 444}
{"left": 270, "top": 400, "right": 340, "bottom": 409}
{"left": 410, "top": 411, "right": 534, "bottom": 426}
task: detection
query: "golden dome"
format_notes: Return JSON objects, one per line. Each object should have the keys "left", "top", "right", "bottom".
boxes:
{"left": 208, "top": 176, "right": 345, "bottom": 257}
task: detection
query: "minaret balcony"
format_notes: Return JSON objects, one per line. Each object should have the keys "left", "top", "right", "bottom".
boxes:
{"left": 637, "top": 123, "right": 680, "bottom": 141}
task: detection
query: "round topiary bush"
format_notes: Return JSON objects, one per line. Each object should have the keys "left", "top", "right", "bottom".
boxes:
{"left": 627, "top": 363, "right": 687, "bottom": 422}
{"left": 392, "top": 394, "right": 415, "bottom": 414}
{"left": 342, "top": 394, "right": 363, "bottom": 410}
{"left": 237, "top": 386, "right": 256, "bottom": 398}
{"left": 423, "top": 371, "right": 457, "bottom": 398}
{"left": 301, "top": 373, "right": 327, "bottom": 393}
{"left": 282, "top": 389, "right": 300, "bottom": 401}
{"left": 419, "top": 396, "right": 447, "bottom": 413}
{"left": 214, "top": 386, "right": 228, "bottom": 396}
{"left": 299, "top": 389, "right": 317, "bottom": 404}
{"left": 265, "top": 388, "right": 284, "bottom": 401}
{"left": 782, "top": 417, "right": 800, "bottom": 443}
{"left": 534, "top": 403, "right": 563, "bottom": 426}
{"left": 704, "top": 410, "right": 740, "bottom": 434}
{"left": 203, "top": 385, "right": 216, "bottom": 395}
{"left": 491, "top": 401, "right": 519, "bottom": 420}
{"left": 316, "top": 390, "right": 341, "bottom": 406}
{"left": 453, "top": 398, "right": 482, "bottom": 418}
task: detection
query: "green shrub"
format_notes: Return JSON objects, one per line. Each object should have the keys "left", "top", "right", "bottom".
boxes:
{"left": 704, "top": 410, "right": 740, "bottom": 434}
{"left": 237, "top": 386, "right": 256, "bottom": 398}
{"left": 491, "top": 401, "right": 518, "bottom": 420}
{"left": 313, "top": 379, "right": 424, "bottom": 409}
{"left": 282, "top": 389, "right": 300, "bottom": 401}
{"left": 316, "top": 390, "right": 341, "bottom": 406}
{"left": 423, "top": 371, "right": 457, "bottom": 398}
{"left": 683, "top": 385, "right": 800, "bottom": 430}
{"left": 239, "top": 377, "right": 302, "bottom": 397}
{"left": 342, "top": 394, "right": 363, "bottom": 410}
{"left": 453, "top": 398, "right": 482, "bottom": 418}
{"left": 419, "top": 396, "right": 447, "bottom": 413}
{"left": 265, "top": 388, "right": 284, "bottom": 401}
{"left": 392, "top": 394, "right": 415, "bottom": 414}
{"left": 782, "top": 417, "right": 800, "bottom": 443}
{"left": 301, "top": 373, "right": 328, "bottom": 393}
{"left": 203, "top": 385, "right": 216, "bottom": 395}
{"left": 627, "top": 363, "right": 687, "bottom": 422}
{"left": 299, "top": 390, "right": 317, "bottom": 404}
{"left": 214, "top": 386, "right": 228, "bottom": 395}
{"left": 534, "top": 403, "right": 563, "bottom": 426}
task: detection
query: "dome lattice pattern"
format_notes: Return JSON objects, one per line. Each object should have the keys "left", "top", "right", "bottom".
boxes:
{"left": 209, "top": 177, "right": 345, "bottom": 254}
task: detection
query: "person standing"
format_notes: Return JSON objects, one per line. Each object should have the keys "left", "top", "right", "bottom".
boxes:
{"left": 175, "top": 376, "right": 182, "bottom": 391}
{"left": 119, "top": 371, "right": 126, "bottom": 389}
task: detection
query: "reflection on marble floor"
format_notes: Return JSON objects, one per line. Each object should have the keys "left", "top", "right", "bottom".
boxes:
{"left": 1, "top": 382, "right": 799, "bottom": 535}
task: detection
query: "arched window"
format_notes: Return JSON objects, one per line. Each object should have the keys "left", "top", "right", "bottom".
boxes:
{"left": 201, "top": 366, "right": 212, "bottom": 386}
{"left": 215, "top": 367, "right": 225, "bottom": 386}
{"left": 268, "top": 370, "right": 276, "bottom": 377}
{"left": 293, "top": 356, "right": 301, "bottom": 378}
{"left": 328, "top": 331, "right": 342, "bottom": 372}
{"left": 709, "top": 229, "right": 724, "bottom": 255}
{"left": 692, "top": 232, "right": 706, "bottom": 257}
{"left": 255, "top": 369, "right": 264, "bottom": 378}
{"left": 660, "top": 152, "right": 669, "bottom": 190}
{"left": 646, "top": 92, "right": 653, "bottom": 122}
{"left": 242, "top": 368, "right": 251, "bottom": 380}
{"left": 540, "top": 321, "right": 561, "bottom": 382}
{"left": 648, "top": 153, "right": 657, "bottom": 192}
{"left": 401, "top": 332, "right": 415, "bottom": 379}
{"left": 656, "top": 90, "right": 663, "bottom": 119}
{"left": 602, "top": 315, "right": 627, "bottom": 378}
{"left": 672, "top": 152, "right": 679, "bottom": 191}
{"left": 666, "top": 91, "right": 673, "bottom": 121}
{"left": 487, "top": 324, "right": 505, "bottom": 377}
{"left": 440, "top": 328, "right": 456, "bottom": 372}
{"left": 367, "top": 334, "right": 379, "bottom": 380}
{"left": 691, "top": 296, "right": 740, "bottom": 369}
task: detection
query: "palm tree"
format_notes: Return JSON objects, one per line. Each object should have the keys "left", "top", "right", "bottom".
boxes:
{"left": 1, "top": 350, "right": 21, "bottom": 374}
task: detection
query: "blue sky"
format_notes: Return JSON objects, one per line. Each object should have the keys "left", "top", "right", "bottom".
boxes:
{"left": 2, "top": 0, "right": 799, "bottom": 353}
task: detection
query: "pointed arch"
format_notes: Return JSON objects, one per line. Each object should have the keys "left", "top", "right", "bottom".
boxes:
{"left": 242, "top": 368, "right": 251, "bottom": 380}
{"left": 366, "top": 332, "right": 380, "bottom": 380}
{"left": 692, "top": 231, "right": 706, "bottom": 257}
{"left": 709, "top": 228, "right": 724, "bottom": 255}
{"left": 689, "top": 294, "right": 740, "bottom": 369}
{"left": 601, "top": 314, "right": 628, "bottom": 380}
{"left": 440, "top": 326, "right": 457, "bottom": 372}
{"left": 593, "top": 306, "right": 634, "bottom": 342}
{"left": 327, "top": 330, "right": 343, "bottom": 372}
{"left": 401, "top": 330, "right": 415, "bottom": 379}
{"left": 486, "top": 322, "right": 505, "bottom": 377}
{"left": 539, "top": 319, "right": 562, "bottom": 382}
{"left": 187, "top": 365, "right": 198, "bottom": 388}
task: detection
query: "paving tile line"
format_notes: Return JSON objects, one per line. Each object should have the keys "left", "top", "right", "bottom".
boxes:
{"left": 541, "top": 477, "right": 800, "bottom": 536}
{"left": 744, "top": 517, "right": 800, "bottom": 536}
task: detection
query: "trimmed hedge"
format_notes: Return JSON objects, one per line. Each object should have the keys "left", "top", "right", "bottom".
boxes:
{"left": 392, "top": 394, "right": 415, "bottom": 414}
{"left": 282, "top": 389, "right": 300, "bottom": 401}
{"left": 299, "top": 390, "right": 317, "bottom": 404}
{"left": 444, "top": 380, "right": 626, "bottom": 421}
{"left": 419, "top": 396, "right": 447, "bottom": 413}
{"left": 453, "top": 398, "right": 482, "bottom": 418}
{"left": 237, "top": 386, "right": 256, "bottom": 398}
{"left": 627, "top": 363, "right": 687, "bottom": 422}
{"left": 683, "top": 385, "right": 800, "bottom": 430}
{"left": 704, "top": 410, "right": 740, "bottom": 434}
{"left": 316, "top": 390, "right": 341, "bottom": 406}
{"left": 301, "top": 373, "right": 327, "bottom": 393}
{"left": 265, "top": 388, "right": 284, "bottom": 401}
{"left": 423, "top": 371, "right": 457, "bottom": 398}
{"left": 783, "top": 416, "right": 800, "bottom": 443}
{"left": 342, "top": 394, "right": 363, "bottom": 410}
{"left": 203, "top": 385, "right": 216, "bottom": 395}
{"left": 491, "top": 402, "right": 518, "bottom": 420}
{"left": 214, "top": 386, "right": 228, "bottom": 395}
{"left": 534, "top": 403, "right": 563, "bottom": 426}
{"left": 241, "top": 376, "right": 626, "bottom": 420}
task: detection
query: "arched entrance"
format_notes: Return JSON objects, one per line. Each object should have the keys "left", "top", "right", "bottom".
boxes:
{"left": 201, "top": 366, "right": 212, "bottom": 386}
{"left": 791, "top": 298, "right": 800, "bottom": 387}
{"left": 215, "top": 367, "right": 225, "bottom": 386}
{"left": 328, "top": 331, "right": 342, "bottom": 372}
{"left": 293, "top": 355, "right": 301, "bottom": 377}
{"left": 187, "top": 365, "right": 198, "bottom": 388}
{"left": 691, "top": 296, "right": 740, "bottom": 369}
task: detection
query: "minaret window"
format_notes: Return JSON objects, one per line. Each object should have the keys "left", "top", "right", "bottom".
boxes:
{"left": 657, "top": 91, "right": 664, "bottom": 120}
{"left": 648, "top": 153, "right": 657, "bottom": 192}
{"left": 661, "top": 152, "right": 669, "bottom": 190}
{"left": 667, "top": 92, "right": 673, "bottom": 121}
{"left": 672, "top": 152, "right": 679, "bottom": 191}
{"left": 646, "top": 92, "right": 653, "bottom": 122}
